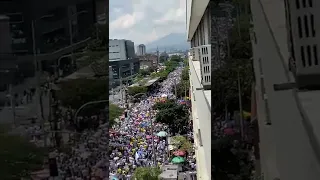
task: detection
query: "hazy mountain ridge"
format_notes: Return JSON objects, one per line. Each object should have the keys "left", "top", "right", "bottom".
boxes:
{"left": 146, "top": 33, "right": 190, "bottom": 52}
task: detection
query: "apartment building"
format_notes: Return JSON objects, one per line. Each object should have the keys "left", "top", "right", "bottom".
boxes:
{"left": 187, "top": 0, "right": 212, "bottom": 179}
{"left": 251, "top": 0, "right": 320, "bottom": 179}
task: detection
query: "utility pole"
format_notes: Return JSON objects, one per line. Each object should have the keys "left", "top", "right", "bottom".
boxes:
{"left": 184, "top": 83, "right": 187, "bottom": 98}
{"left": 237, "top": 70, "right": 244, "bottom": 140}
{"left": 216, "top": 20, "right": 221, "bottom": 66}
{"left": 150, "top": 117, "right": 156, "bottom": 166}
{"left": 68, "top": 10, "right": 88, "bottom": 71}
{"left": 9, "top": 84, "right": 16, "bottom": 126}
{"left": 119, "top": 67, "right": 123, "bottom": 101}
{"left": 174, "top": 80, "right": 177, "bottom": 97}
{"left": 52, "top": 101, "right": 60, "bottom": 147}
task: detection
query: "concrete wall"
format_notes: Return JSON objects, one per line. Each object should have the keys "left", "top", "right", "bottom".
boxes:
{"left": 189, "top": 58, "right": 211, "bottom": 180}
{"left": 251, "top": 0, "right": 320, "bottom": 179}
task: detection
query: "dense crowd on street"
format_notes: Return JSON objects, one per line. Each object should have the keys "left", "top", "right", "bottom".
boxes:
{"left": 41, "top": 67, "right": 196, "bottom": 180}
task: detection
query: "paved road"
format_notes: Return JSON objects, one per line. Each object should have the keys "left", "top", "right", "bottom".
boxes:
{"left": 0, "top": 91, "right": 50, "bottom": 125}
{"left": 252, "top": 0, "right": 320, "bottom": 179}
{"left": 109, "top": 86, "right": 126, "bottom": 103}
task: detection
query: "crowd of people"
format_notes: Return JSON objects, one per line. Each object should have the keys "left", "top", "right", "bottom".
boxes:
{"left": 43, "top": 67, "right": 196, "bottom": 179}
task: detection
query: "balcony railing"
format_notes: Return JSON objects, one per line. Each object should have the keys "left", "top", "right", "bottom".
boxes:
{"left": 190, "top": 45, "right": 211, "bottom": 89}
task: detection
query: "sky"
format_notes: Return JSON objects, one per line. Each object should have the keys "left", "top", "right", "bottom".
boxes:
{"left": 109, "top": 0, "right": 187, "bottom": 45}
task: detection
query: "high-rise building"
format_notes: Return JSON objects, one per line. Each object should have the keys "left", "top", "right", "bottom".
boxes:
{"left": 187, "top": 0, "right": 212, "bottom": 179}
{"left": 0, "top": 15, "right": 12, "bottom": 54}
{"left": 109, "top": 39, "right": 139, "bottom": 86}
{"left": 137, "top": 44, "right": 146, "bottom": 55}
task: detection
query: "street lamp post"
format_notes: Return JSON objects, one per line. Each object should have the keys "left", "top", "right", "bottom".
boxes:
{"left": 237, "top": 70, "right": 244, "bottom": 140}
{"left": 68, "top": 10, "right": 88, "bottom": 70}
{"left": 31, "top": 14, "right": 54, "bottom": 129}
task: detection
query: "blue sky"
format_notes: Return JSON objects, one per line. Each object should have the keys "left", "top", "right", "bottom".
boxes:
{"left": 109, "top": 0, "right": 186, "bottom": 45}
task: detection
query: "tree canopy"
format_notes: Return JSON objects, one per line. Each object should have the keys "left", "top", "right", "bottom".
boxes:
{"left": 57, "top": 79, "right": 108, "bottom": 112}
{"left": 109, "top": 103, "right": 124, "bottom": 127}
{"left": 174, "top": 66, "right": 190, "bottom": 98}
{"left": 154, "top": 101, "right": 189, "bottom": 135}
{"left": 132, "top": 167, "right": 161, "bottom": 180}
{"left": 0, "top": 133, "right": 47, "bottom": 180}
{"left": 127, "top": 86, "right": 148, "bottom": 97}
{"left": 171, "top": 135, "right": 193, "bottom": 153}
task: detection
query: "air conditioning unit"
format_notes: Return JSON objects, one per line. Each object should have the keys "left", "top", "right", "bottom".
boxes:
{"left": 287, "top": 0, "right": 320, "bottom": 88}
{"left": 199, "top": 45, "right": 211, "bottom": 89}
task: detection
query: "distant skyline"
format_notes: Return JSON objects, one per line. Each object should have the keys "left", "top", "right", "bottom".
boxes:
{"left": 109, "top": 0, "right": 186, "bottom": 45}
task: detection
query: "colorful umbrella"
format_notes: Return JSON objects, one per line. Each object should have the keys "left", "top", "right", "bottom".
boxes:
{"left": 173, "top": 150, "right": 186, "bottom": 156}
{"left": 171, "top": 156, "right": 185, "bottom": 164}
{"left": 146, "top": 135, "right": 152, "bottom": 139}
{"left": 223, "top": 128, "right": 235, "bottom": 135}
{"left": 156, "top": 131, "right": 168, "bottom": 137}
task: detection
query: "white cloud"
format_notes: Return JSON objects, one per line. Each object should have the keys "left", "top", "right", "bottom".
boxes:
{"left": 109, "top": 12, "right": 144, "bottom": 31}
{"left": 113, "top": 8, "right": 122, "bottom": 13}
{"left": 154, "top": 8, "right": 185, "bottom": 25}
{"left": 110, "top": 0, "right": 187, "bottom": 44}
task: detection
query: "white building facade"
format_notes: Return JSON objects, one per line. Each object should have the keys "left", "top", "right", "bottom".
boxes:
{"left": 187, "top": 0, "right": 212, "bottom": 179}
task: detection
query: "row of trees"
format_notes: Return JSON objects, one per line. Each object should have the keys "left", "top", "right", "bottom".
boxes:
{"left": 127, "top": 56, "right": 183, "bottom": 97}
{"left": 174, "top": 61, "right": 190, "bottom": 98}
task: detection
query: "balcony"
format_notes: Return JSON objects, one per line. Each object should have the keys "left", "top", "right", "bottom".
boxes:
{"left": 190, "top": 45, "right": 211, "bottom": 89}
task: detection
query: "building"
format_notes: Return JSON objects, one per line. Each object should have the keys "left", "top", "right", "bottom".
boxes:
{"left": 0, "top": 0, "right": 97, "bottom": 92}
{"left": 138, "top": 54, "right": 158, "bottom": 69}
{"left": 0, "top": 15, "right": 12, "bottom": 54}
{"left": 109, "top": 66, "right": 113, "bottom": 89}
{"left": 95, "top": 0, "right": 106, "bottom": 24}
{"left": 109, "top": 39, "right": 135, "bottom": 61}
{"left": 187, "top": 0, "right": 212, "bottom": 179}
{"left": 251, "top": 0, "right": 320, "bottom": 179}
{"left": 137, "top": 44, "right": 146, "bottom": 55}
{"left": 0, "top": 0, "right": 95, "bottom": 55}
{"left": 109, "top": 39, "right": 139, "bottom": 86}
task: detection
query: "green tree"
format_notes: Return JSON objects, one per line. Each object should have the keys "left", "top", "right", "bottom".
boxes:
{"left": 132, "top": 167, "right": 161, "bottom": 180}
{"left": 109, "top": 103, "right": 124, "bottom": 127}
{"left": 171, "top": 135, "right": 193, "bottom": 153}
{"left": 127, "top": 86, "right": 148, "bottom": 97}
{"left": 139, "top": 68, "right": 152, "bottom": 77}
{"left": 153, "top": 99, "right": 177, "bottom": 110}
{"left": 155, "top": 102, "right": 189, "bottom": 135}
{"left": 0, "top": 133, "right": 47, "bottom": 179}
{"left": 56, "top": 79, "right": 108, "bottom": 112}
{"left": 170, "top": 55, "right": 183, "bottom": 63}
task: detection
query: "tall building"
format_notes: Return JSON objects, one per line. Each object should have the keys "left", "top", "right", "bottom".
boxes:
{"left": 137, "top": 44, "right": 146, "bottom": 55}
{"left": 0, "top": 0, "right": 95, "bottom": 55}
{"left": 0, "top": 0, "right": 97, "bottom": 89}
{"left": 187, "top": 0, "right": 212, "bottom": 179}
{"left": 109, "top": 39, "right": 139, "bottom": 86}
{"left": 251, "top": 0, "right": 320, "bottom": 179}
{"left": 0, "top": 15, "right": 12, "bottom": 54}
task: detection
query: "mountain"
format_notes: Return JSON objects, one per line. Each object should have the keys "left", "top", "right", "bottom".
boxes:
{"left": 146, "top": 33, "right": 190, "bottom": 52}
